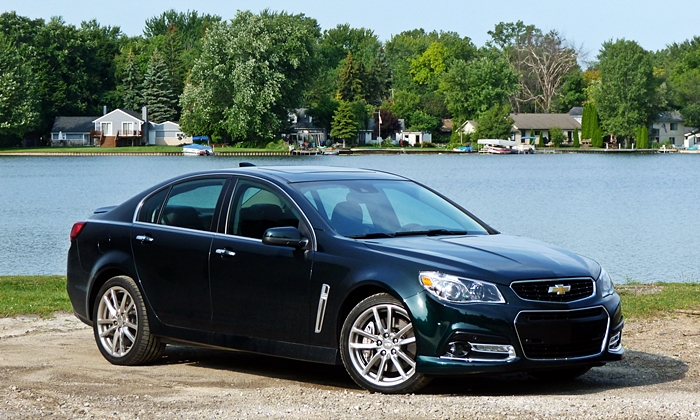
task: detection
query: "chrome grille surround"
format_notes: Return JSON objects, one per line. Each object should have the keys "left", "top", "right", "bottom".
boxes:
{"left": 510, "top": 278, "right": 595, "bottom": 303}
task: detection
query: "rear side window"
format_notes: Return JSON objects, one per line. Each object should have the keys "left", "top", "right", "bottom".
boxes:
{"left": 137, "top": 188, "right": 169, "bottom": 223}
{"left": 138, "top": 178, "right": 226, "bottom": 231}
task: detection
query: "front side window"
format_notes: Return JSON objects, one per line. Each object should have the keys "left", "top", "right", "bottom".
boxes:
{"left": 146, "top": 178, "right": 226, "bottom": 231}
{"left": 228, "top": 180, "right": 301, "bottom": 239}
{"left": 122, "top": 122, "right": 134, "bottom": 135}
{"left": 100, "top": 122, "right": 112, "bottom": 135}
{"left": 295, "top": 180, "right": 489, "bottom": 238}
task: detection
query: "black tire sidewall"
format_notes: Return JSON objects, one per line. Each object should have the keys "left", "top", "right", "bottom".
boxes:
{"left": 92, "top": 275, "right": 150, "bottom": 366}
{"left": 339, "top": 293, "right": 428, "bottom": 394}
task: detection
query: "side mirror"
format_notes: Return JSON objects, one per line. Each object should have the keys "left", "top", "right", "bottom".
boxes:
{"left": 262, "top": 227, "right": 308, "bottom": 249}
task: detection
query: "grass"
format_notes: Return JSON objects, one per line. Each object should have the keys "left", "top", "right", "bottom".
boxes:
{"left": 1, "top": 276, "right": 699, "bottom": 319}
{"left": 0, "top": 276, "right": 72, "bottom": 317}
{"left": 617, "top": 282, "right": 700, "bottom": 319}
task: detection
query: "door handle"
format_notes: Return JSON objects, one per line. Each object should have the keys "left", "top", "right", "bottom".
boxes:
{"left": 135, "top": 234, "right": 154, "bottom": 243}
{"left": 215, "top": 248, "right": 236, "bottom": 257}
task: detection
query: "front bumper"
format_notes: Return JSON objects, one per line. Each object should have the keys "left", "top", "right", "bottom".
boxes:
{"left": 405, "top": 291, "right": 624, "bottom": 375}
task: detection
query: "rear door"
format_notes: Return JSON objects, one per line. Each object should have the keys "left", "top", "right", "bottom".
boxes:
{"left": 132, "top": 176, "right": 228, "bottom": 329}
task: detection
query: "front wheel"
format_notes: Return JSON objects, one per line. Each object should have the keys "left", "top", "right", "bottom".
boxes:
{"left": 93, "top": 275, "right": 165, "bottom": 365}
{"left": 340, "top": 293, "right": 431, "bottom": 393}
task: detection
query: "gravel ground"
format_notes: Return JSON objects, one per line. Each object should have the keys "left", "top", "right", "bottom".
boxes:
{"left": 0, "top": 313, "right": 698, "bottom": 419}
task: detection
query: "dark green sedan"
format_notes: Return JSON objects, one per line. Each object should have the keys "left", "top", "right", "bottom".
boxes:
{"left": 67, "top": 165, "right": 624, "bottom": 393}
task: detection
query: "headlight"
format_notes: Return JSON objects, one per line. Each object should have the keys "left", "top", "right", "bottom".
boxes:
{"left": 419, "top": 271, "right": 505, "bottom": 304}
{"left": 598, "top": 267, "right": 615, "bottom": 297}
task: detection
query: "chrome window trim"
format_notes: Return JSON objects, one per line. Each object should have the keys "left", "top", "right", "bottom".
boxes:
{"left": 510, "top": 277, "right": 596, "bottom": 303}
{"left": 223, "top": 174, "right": 318, "bottom": 252}
{"left": 513, "top": 305, "right": 611, "bottom": 361}
{"left": 130, "top": 172, "right": 318, "bottom": 251}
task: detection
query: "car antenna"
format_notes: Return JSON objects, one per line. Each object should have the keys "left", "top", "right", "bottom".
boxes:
{"left": 239, "top": 162, "right": 256, "bottom": 167}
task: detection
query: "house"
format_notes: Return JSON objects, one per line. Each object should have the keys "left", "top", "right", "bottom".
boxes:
{"left": 51, "top": 116, "right": 100, "bottom": 146}
{"left": 395, "top": 131, "right": 432, "bottom": 146}
{"left": 147, "top": 121, "right": 188, "bottom": 146}
{"left": 568, "top": 107, "right": 583, "bottom": 124}
{"left": 52, "top": 107, "right": 189, "bottom": 147}
{"left": 92, "top": 109, "right": 146, "bottom": 147}
{"left": 684, "top": 127, "right": 699, "bottom": 148}
{"left": 652, "top": 111, "right": 685, "bottom": 146}
{"left": 457, "top": 113, "right": 581, "bottom": 146}
{"left": 286, "top": 109, "right": 327, "bottom": 146}
{"left": 510, "top": 113, "right": 581, "bottom": 145}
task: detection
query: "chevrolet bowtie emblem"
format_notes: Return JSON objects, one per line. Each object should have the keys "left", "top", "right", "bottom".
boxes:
{"left": 548, "top": 284, "right": 571, "bottom": 295}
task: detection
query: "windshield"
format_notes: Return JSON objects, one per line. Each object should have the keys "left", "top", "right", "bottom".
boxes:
{"left": 293, "top": 179, "right": 489, "bottom": 238}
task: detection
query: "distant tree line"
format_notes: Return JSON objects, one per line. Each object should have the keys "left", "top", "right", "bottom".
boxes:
{"left": 1, "top": 10, "right": 699, "bottom": 147}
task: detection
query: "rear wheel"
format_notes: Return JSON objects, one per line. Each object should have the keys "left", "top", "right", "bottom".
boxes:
{"left": 93, "top": 275, "right": 165, "bottom": 365}
{"left": 340, "top": 293, "right": 431, "bottom": 393}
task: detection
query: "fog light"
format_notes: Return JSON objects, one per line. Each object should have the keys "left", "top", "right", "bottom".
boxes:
{"left": 446, "top": 341, "right": 469, "bottom": 358}
{"left": 608, "top": 331, "right": 622, "bottom": 353}
{"left": 471, "top": 343, "right": 517, "bottom": 358}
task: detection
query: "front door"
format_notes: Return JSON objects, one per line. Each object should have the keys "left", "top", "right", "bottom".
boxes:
{"left": 209, "top": 179, "right": 313, "bottom": 342}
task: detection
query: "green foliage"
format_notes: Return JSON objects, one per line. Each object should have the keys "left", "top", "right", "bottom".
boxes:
{"left": 593, "top": 39, "right": 659, "bottom": 138}
{"left": 180, "top": 10, "right": 320, "bottom": 143}
{"left": 330, "top": 100, "right": 359, "bottom": 141}
{"left": 553, "top": 71, "right": 586, "bottom": 112}
{"left": 581, "top": 102, "right": 601, "bottom": 143}
{"left": 573, "top": 127, "right": 580, "bottom": 148}
{"left": 120, "top": 49, "right": 142, "bottom": 110}
{"left": 337, "top": 51, "right": 366, "bottom": 102}
{"left": 440, "top": 50, "right": 519, "bottom": 122}
{"left": 636, "top": 126, "right": 650, "bottom": 148}
{"left": 408, "top": 110, "right": 440, "bottom": 133}
{"left": 409, "top": 41, "right": 449, "bottom": 89}
{"left": 142, "top": 49, "right": 178, "bottom": 122}
{"left": 474, "top": 104, "right": 514, "bottom": 140}
{"left": 549, "top": 127, "right": 566, "bottom": 146}
{"left": 0, "top": 33, "right": 40, "bottom": 144}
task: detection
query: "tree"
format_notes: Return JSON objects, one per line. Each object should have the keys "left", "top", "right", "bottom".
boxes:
{"left": 549, "top": 127, "right": 566, "bottom": 147}
{"left": 573, "top": 127, "right": 580, "bottom": 148}
{"left": 180, "top": 10, "right": 320, "bottom": 143}
{"left": 142, "top": 49, "right": 178, "bottom": 123}
{"left": 636, "top": 126, "right": 650, "bottom": 148}
{"left": 440, "top": 50, "right": 519, "bottom": 122}
{"left": 408, "top": 110, "right": 440, "bottom": 133}
{"left": 553, "top": 71, "right": 586, "bottom": 112}
{"left": 120, "top": 49, "right": 142, "bottom": 111}
{"left": 409, "top": 41, "right": 449, "bottom": 89}
{"left": 474, "top": 104, "right": 514, "bottom": 140}
{"left": 330, "top": 100, "right": 359, "bottom": 144}
{"left": 0, "top": 34, "right": 40, "bottom": 144}
{"left": 581, "top": 103, "right": 601, "bottom": 143}
{"left": 593, "top": 39, "right": 659, "bottom": 139}
{"left": 337, "top": 51, "right": 365, "bottom": 102}
{"left": 659, "top": 37, "right": 700, "bottom": 128}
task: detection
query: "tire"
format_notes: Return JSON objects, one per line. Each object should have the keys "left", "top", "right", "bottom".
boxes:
{"left": 340, "top": 293, "right": 431, "bottom": 393}
{"left": 530, "top": 366, "right": 592, "bottom": 381}
{"left": 92, "top": 275, "right": 165, "bottom": 365}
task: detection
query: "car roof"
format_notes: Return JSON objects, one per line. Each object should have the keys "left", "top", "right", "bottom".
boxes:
{"left": 187, "top": 165, "right": 409, "bottom": 183}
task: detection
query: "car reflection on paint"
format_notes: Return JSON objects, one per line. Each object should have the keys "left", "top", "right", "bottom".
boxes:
{"left": 66, "top": 164, "right": 624, "bottom": 393}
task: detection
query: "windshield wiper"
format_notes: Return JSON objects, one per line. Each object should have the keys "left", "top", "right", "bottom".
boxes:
{"left": 394, "top": 229, "right": 468, "bottom": 237}
{"left": 348, "top": 232, "right": 396, "bottom": 239}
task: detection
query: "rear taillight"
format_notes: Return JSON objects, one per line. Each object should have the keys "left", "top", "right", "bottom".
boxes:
{"left": 70, "top": 222, "right": 86, "bottom": 241}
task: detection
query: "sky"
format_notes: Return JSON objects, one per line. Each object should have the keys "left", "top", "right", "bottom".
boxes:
{"left": 3, "top": 0, "right": 699, "bottom": 60}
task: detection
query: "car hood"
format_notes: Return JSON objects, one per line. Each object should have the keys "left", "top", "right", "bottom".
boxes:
{"left": 363, "top": 234, "right": 600, "bottom": 284}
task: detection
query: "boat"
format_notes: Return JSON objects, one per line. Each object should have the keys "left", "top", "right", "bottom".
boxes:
{"left": 477, "top": 139, "right": 517, "bottom": 154}
{"left": 452, "top": 145, "right": 475, "bottom": 153}
{"left": 183, "top": 144, "right": 214, "bottom": 156}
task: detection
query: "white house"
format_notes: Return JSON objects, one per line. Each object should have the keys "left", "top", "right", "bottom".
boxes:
{"left": 395, "top": 131, "right": 432, "bottom": 146}
{"left": 458, "top": 113, "right": 581, "bottom": 146}
{"left": 652, "top": 111, "right": 685, "bottom": 146}
{"left": 148, "top": 121, "right": 188, "bottom": 146}
{"left": 92, "top": 109, "right": 145, "bottom": 147}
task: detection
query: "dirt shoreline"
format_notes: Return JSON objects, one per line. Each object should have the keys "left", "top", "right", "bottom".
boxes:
{"left": 1, "top": 313, "right": 698, "bottom": 419}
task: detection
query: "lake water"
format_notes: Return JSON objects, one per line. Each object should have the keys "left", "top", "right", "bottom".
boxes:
{"left": 1, "top": 153, "right": 698, "bottom": 284}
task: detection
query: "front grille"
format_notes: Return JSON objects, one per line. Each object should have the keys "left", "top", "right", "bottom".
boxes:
{"left": 511, "top": 278, "right": 594, "bottom": 302}
{"left": 515, "top": 307, "right": 609, "bottom": 360}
